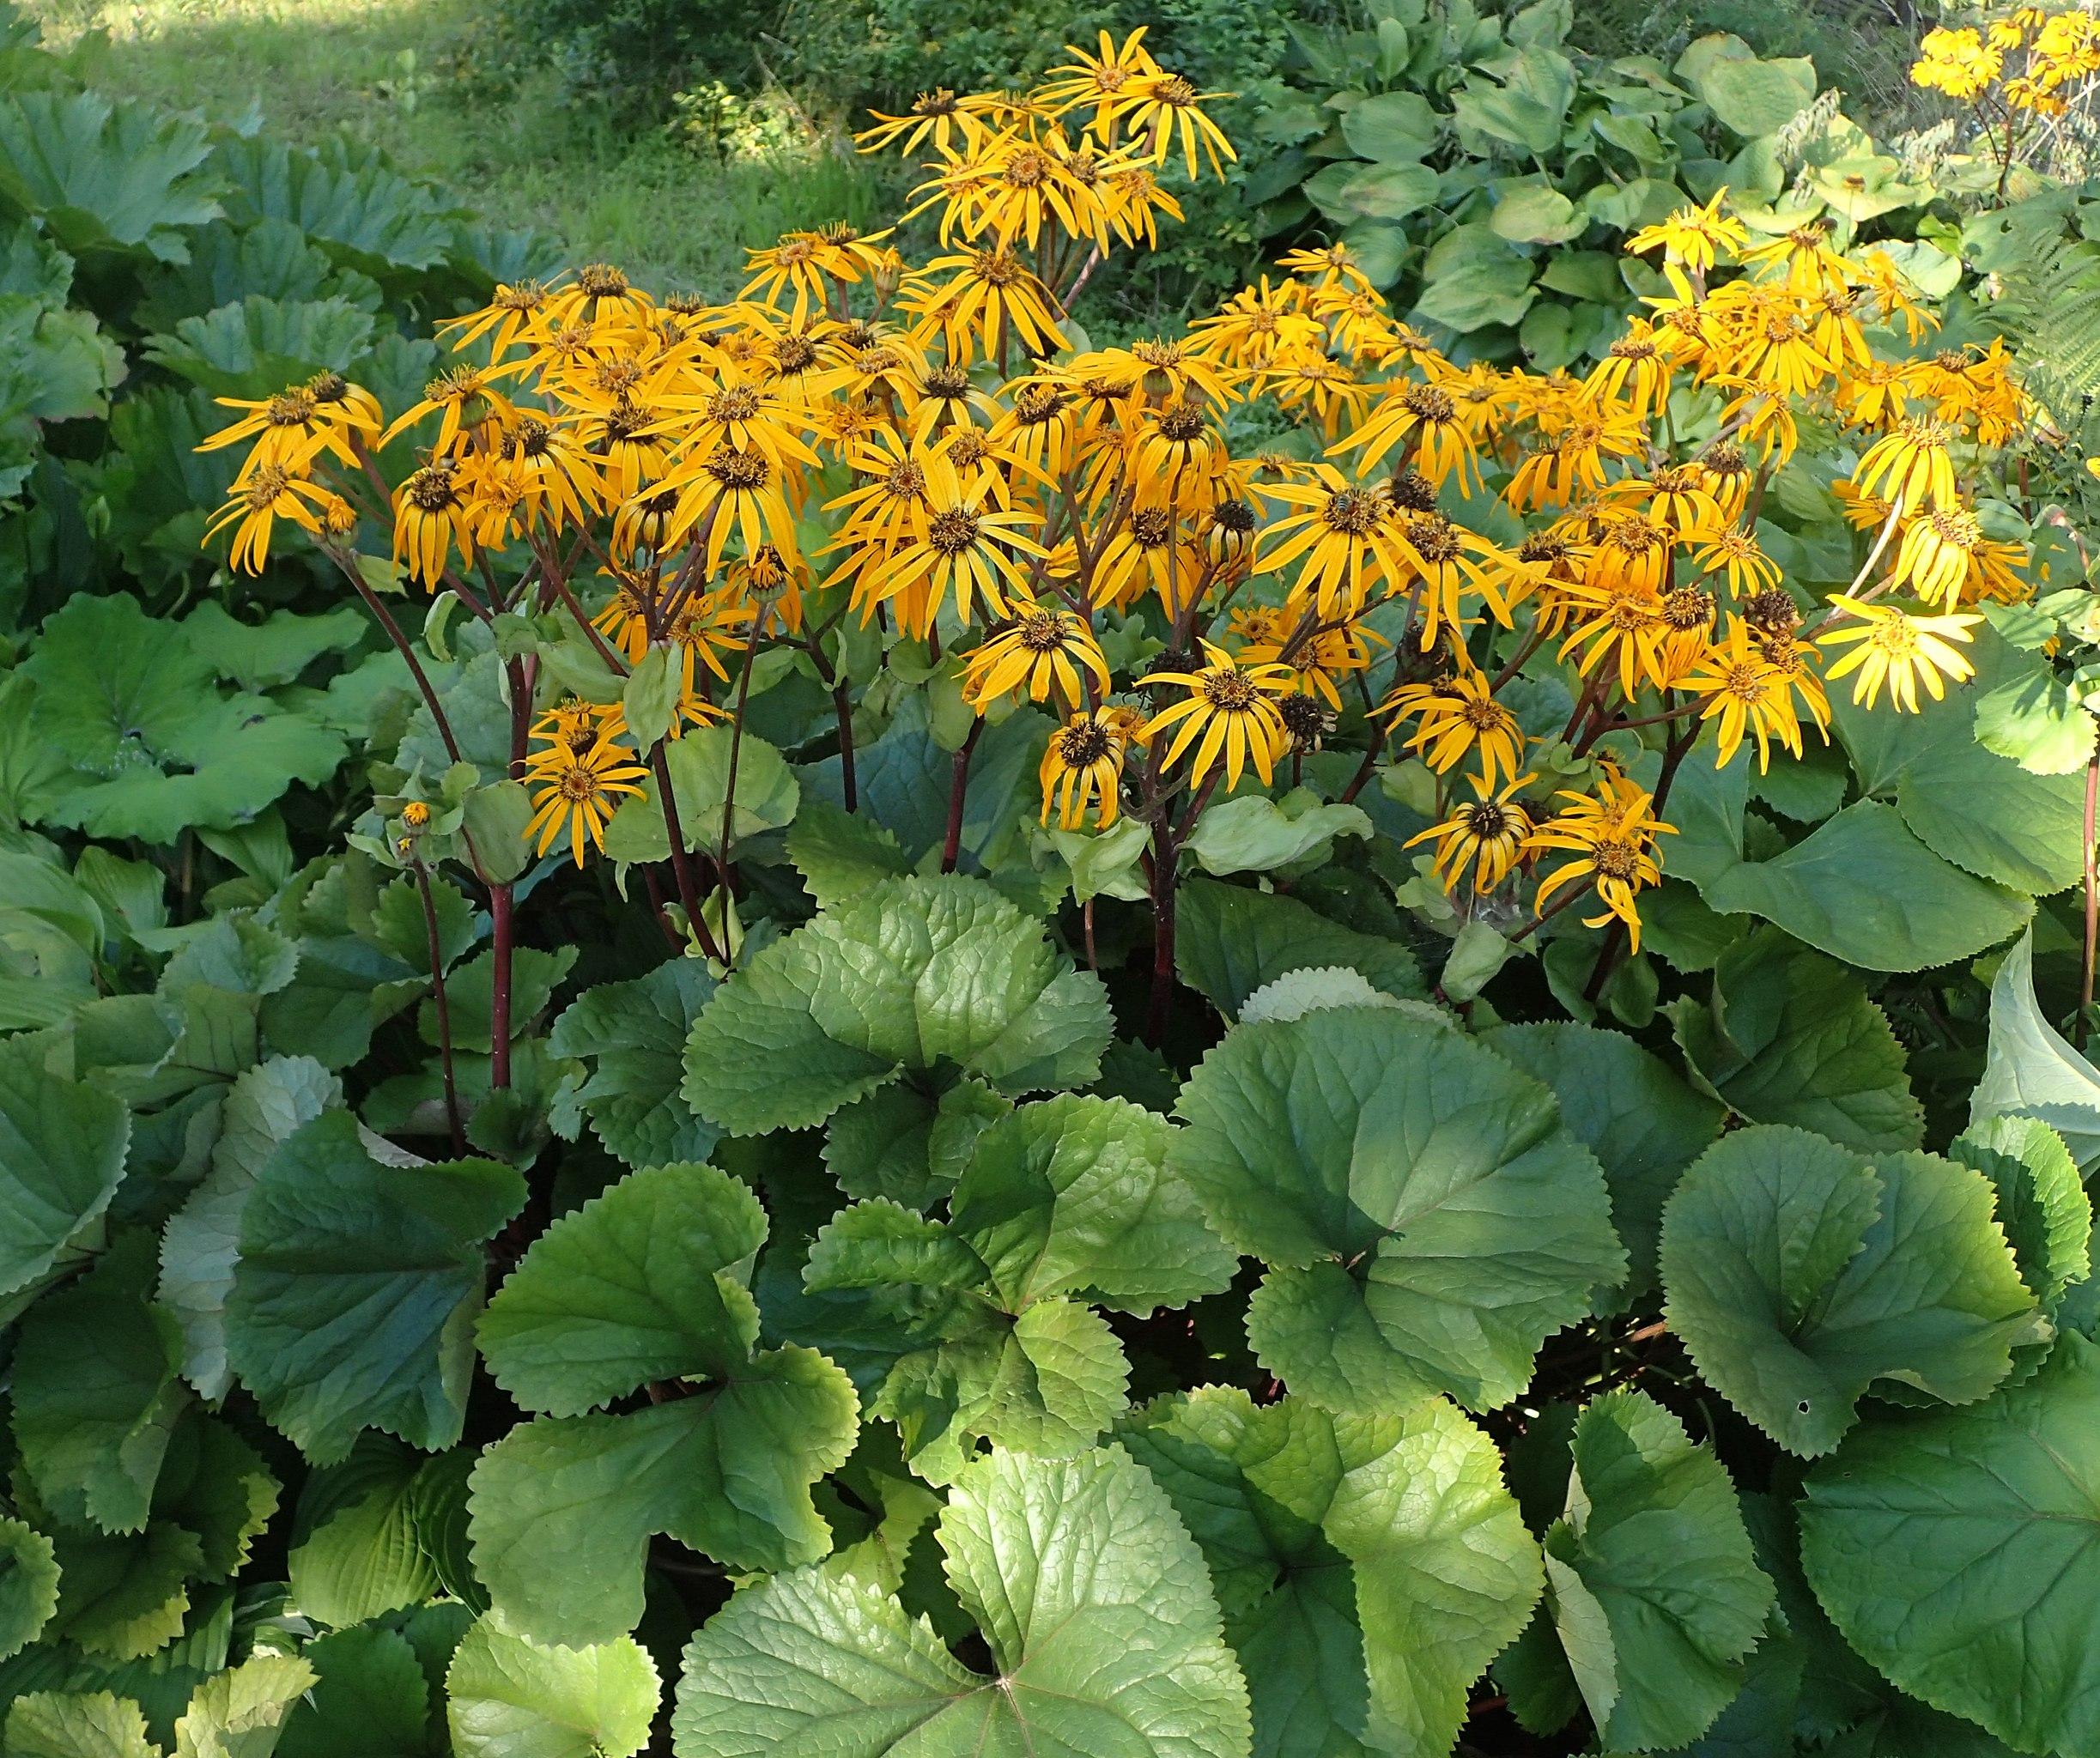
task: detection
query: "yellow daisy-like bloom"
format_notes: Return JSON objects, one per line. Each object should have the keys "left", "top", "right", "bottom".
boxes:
{"left": 392, "top": 463, "right": 477, "bottom": 586}
{"left": 1583, "top": 323, "right": 1673, "bottom": 420}
{"left": 1379, "top": 670, "right": 1526, "bottom": 794}
{"left": 378, "top": 361, "right": 522, "bottom": 456}
{"left": 203, "top": 464, "right": 337, "bottom": 574}
{"left": 1816, "top": 597, "right": 1982, "bottom": 712}
{"left": 856, "top": 88, "right": 981, "bottom": 158}
{"left": 1694, "top": 528, "right": 1781, "bottom": 597}
{"left": 1140, "top": 642, "right": 1292, "bottom": 790}
{"left": 1911, "top": 25, "right": 2002, "bottom": 100}
{"left": 1526, "top": 767, "right": 1675, "bottom": 953}
{"left": 435, "top": 281, "right": 552, "bottom": 361}
{"left": 1111, "top": 70, "right": 1238, "bottom": 181}
{"left": 1040, "top": 27, "right": 1159, "bottom": 132}
{"left": 1406, "top": 770, "right": 1538, "bottom": 894}
{"left": 1040, "top": 704, "right": 1138, "bottom": 828}
{"left": 1235, "top": 620, "right": 1379, "bottom": 712}
{"left": 1276, "top": 242, "right": 1375, "bottom": 292}
{"left": 1626, "top": 188, "right": 1748, "bottom": 276}
{"left": 1407, "top": 512, "right": 1516, "bottom": 652}
{"left": 1332, "top": 378, "right": 1482, "bottom": 492}
{"left": 857, "top": 453, "right": 1047, "bottom": 634}
{"left": 1891, "top": 505, "right": 2024, "bottom": 609}
{"left": 525, "top": 732, "right": 650, "bottom": 867}
{"left": 901, "top": 246, "right": 1065, "bottom": 365}
{"left": 1682, "top": 621, "right": 1800, "bottom": 772}
{"left": 962, "top": 603, "right": 1113, "bottom": 710}
{"left": 1851, "top": 416, "right": 1958, "bottom": 514}
{"left": 1255, "top": 466, "right": 1416, "bottom": 617}
{"left": 199, "top": 377, "right": 374, "bottom": 480}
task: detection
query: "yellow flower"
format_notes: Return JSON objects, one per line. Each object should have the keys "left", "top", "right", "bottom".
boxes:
{"left": 1406, "top": 771, "right": 1538, "bottom": 894}
{"left": 435, "top": 281, "right": 552, "bottom": 361}
{"left": 856, "top": 88, "right": 982, "bottom": 158}
{"left": 1816, "top": 597, "right": 1982, "bottom": 711}
{"left": 1626, "top": 189, "right": 1748, "bottom": 275}
{"left": 1526, "top": 766, "right": 1674, "bottom": 952}
{"left": 1039, "top": 27, "right": 1160, "bottom": 132}
{"left": 198, "top": 373, "right": 378, "bottom": 479}
{"left": 855, "top": 452, "right": 1047, "bottom": 634}
{"left": 1852, "top": 416, "right": 1958, "bottom": 514}
{"left": 1331, "top": 377, "right": 1482, "bottom": 492}
{"left": 1891, "top": 505, "right": 2025, "bottom": 609}
{"left": 203, "top": 464, "right": 336, "bottom": 574}
{"left": 901, "top": 246, "right": 1065, "bottom": 364}
{"left": 391, "top": 463, "right": 477, "bottom": 586}
{"left": 1110, "top": 69, "right": 1237, "bottom": 180}
{"left": 1040, "top": 704, "right": 1138, "bottom": 828}
{"left": 524, "top": 732, "right": 650, "bottom": 867}
{"left": 1912, "top": 26, "right": 2003, "bottom": 99}
{"left": 1140, "top": 642, "right": 1292, "bottom": 789}
{"left": 1378, "top": 670, "right": 1526, "bottom": 793}
{"left": 1683, "top": 621, "right": 1800, "bottom": 771}
{"left": 1255, "top": 466, "right": 1416, "bottom": 616}
{"left": 962, "top": 603, "right": 1112, "bottom": 710}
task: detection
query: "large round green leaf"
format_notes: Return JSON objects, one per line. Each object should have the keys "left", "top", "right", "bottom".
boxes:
{"left": 446, "top": 1614, "right": 658, "bottom": 1758}
{"left": 1171, "top": 1007, "right": 1624, "bottom": 1413}
{"left": 1660, "top": 1127, "right": 2037, "bottom": 1456}
{"left": 682, "top": 876, "right": 1111, "bottom": 1135}
{"left": 671, "top": 1446, "right": 1252, "bottom": 1758}
{"left": 1536, "top": 1391, "right": 1775, "bottom": 1752}
{"left": 1801, "top": 1332, "right": 2100, "bottom": 1757}
{"left": 1120, "top": 1390, "right": 1542, "bottom": 1758}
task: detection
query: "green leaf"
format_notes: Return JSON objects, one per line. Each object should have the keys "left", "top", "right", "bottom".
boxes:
{"left": 1669, "top": 929, "right": 1923, "bottom": 1152}
{"left": 951, "top": 1094, "right": 1236, "bottom": 1313}
{"left": 1173, "top": 1007, "right": 1624, "bottom": 1413}
{"left": 601, "top": 723, "right": 798, "bottom": 868}
{"left": 477, "top": 1161, "right": 765, "bottom": 1416}
{"left": 1949, "top": 1114, "right": 2092, "bottom": 1314}
{"left": 172, "top": 1654, "right": 317, "bottom": 1758}
{"left": 446, "top": 1616, "right": 658, "bottom": 1758}
{"left": 1971, "top": 928, "right": 2100, "bottom": 1173}
{"left": 215, "top": 136, "right": 455, "bottom": 278}
{"left": 1677, "top": 33, "right": 1816, "bottom": 136}
{"left": 683, "top": 875, "right": 1111, "bottom": 1134}
{"left": 1182, "top": 792, "right": 1372, "bottom": 876}
{"left": 1490, "top": 180, "right": 1585, "bottom": 244}
{"left": 0, "top": 1035, "right": 129, "bottom": 1298}
{"left": 1661, "top": 1126, "right": 2037, "bottom": 1455}
{"left": 159, "top": 1056, "right": 339, "bottom": 1400}
{"left": 278, "top": 1625, "right": 434, "bottom": 1758}
{"left": 22, "top": 595, "right": 346, "bottom": 844}
{"left": 143, "top": 296, "right": 375, "bottom": 402}
{"left": 467, "top": 1345, "right": 858, "bottom": 1646}
{"left": 0, "top": 1516, "right": 59, "bottom": 1664}
{"left": 1411, "top": 222, "right": 1536, "bottom": 332}
{"left": 618, "top": 645, "right": 679, "bottom": 751}
{"left": 226, "top": 1110, "right": 525, "bottom": 1463}
{"left": 822, "top": 1076, "right": 1010, "bottom": 1209}
{"left": 1238, "top": 964, "right": 1420, "bottom": 1022}
{"left": 1801, "top": 1331, "right": 2100, "bottom": 1758}
{"left": 1974, "top": 665, "right": 2097, "bottom": 776}
{"left": 1538, "top": 1391, "right": 1774, "bottom": 1752}
{"left": 1701, "top": 802, "right": 2031, "bottom": 972}
{"left": 4, "top": 1691, "right": 160, "bottom": 1758}
{"left": 671, "top": 1446, "right": 1252, "bottom": 1758}
{"left": 0, "top": 90, "right": 220, "bottom": 264}
{"left": 1338, "top": 91, "right": 1440, "bottom": 161}
{"left": 785, "top": 798, "right": 912, "bottom": 908}
{"left": 1483, "top": 1021, "right": 1722, "bottom": 1296}
{"left": 1120, "top": 1391, "right": 1541, "bottom": 1758}
{"left": 11, "top": 1232, "right": 187, "bottom": 1533}
{"left": 545, "top": 959, "right": 718, "bottom": 1169}
{"left": 1175, "top": 878, "right": 1424, "bottom": 1021}
{"left": 286, "top": 1437, "right": 439, "bottom": 1628}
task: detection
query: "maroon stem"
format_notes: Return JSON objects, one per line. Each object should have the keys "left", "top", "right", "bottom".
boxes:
{"left": 1145, "top": 837, "right": 1179, "bottom": 1046}
{"left": 414, "top": 860, "right": 467, "bottom": 1155}
{"left": 940, "top": 718, "right": 986, "bottom": 874}
{"left": 650, "top": 741, "right": 724, "bottom": 963}
{"left": 489, "top": 882, "right": 514, "bottom": 1091}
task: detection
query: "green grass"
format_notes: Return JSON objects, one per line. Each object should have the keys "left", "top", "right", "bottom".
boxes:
{"left": 24, "top": 0, "right": 900, "bottom": 294}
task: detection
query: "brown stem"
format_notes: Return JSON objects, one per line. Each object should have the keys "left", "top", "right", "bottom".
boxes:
{"left": 941, "top": 718, "right": 986, "bottom": 874}
{"left": 805, "top": 634, "right": 858, "bottom": 813}
{"left": 650, "top": 741, "right": 724, "bottom": 963}
{"left": 414, "top": 859, "right": 467, "bottom": 1155}
{"left": 715, "top": 617, "right": 768, "bottom": 959}
{"left": 331, "top": 549, "right": 464, "bottom": 765}
{"left": 489, "top": 882, "right": 514, "bottom": 1091}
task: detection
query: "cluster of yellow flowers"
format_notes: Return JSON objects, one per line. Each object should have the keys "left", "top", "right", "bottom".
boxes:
{"left": 1913, "top": 7, "right": 2100, "bottom": 113}
{"left": 198, "top": 32, "right": 2036, "bottom": 959}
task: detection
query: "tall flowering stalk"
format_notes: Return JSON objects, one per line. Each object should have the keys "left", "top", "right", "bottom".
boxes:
{"left": 201, "top": 28, "right": 2042, "bottom": 1037}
